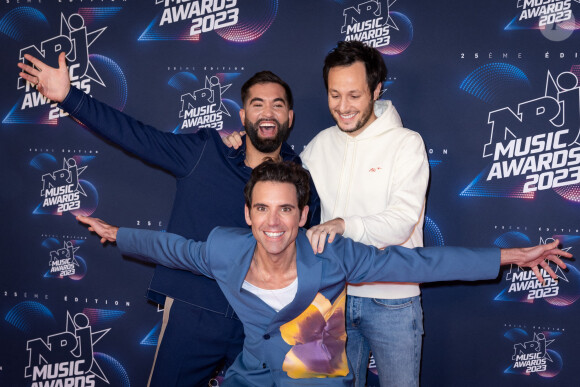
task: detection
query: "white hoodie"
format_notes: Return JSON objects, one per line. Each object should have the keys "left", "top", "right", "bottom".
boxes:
{"left": 301, "top": 100, "right": 429, "bottom": 299}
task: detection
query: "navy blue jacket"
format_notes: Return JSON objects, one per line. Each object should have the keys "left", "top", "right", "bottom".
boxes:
{"left": 59, "top": 86, "right": 320, "bottom": 313}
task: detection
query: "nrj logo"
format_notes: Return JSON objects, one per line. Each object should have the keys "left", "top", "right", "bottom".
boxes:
{"left": 18, "top": 13, "right": 106, "bottom": 119}
{"left": 495, "top": 237, "right": 574, "bottom": 303}
{"left": 340, "top": 0, "right": 395, "bottom": 48}
{"left": 515, "top": 0, "right": 578, "bottom": 27}
{"left": 156, "top": 0, "right": 239, "bottom": 36}
{"left": 178, "top": 75, "right": 232, "bottom": 131}
{"left": 483, "top": 71, "right": 580, "bottom": 194}
{"left": 41, "top": 158, "right": 87, "bottom": 214}
{"left": 25, "top": 312, "right": 110, "bottom": 386}
{"left": 512, "top": 333, "right": 553, "bottom": 374}
{"left": 506, "top": 0, "right": 580, "bottom": 41}
{"left": 49, "top": 241, "right": 80, "bottom": 278}
{"left": 462, "top": 69, "right": 580, "bottom": 199}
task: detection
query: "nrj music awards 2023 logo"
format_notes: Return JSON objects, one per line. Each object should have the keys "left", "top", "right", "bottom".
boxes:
{"left": 504, "top": 327, "right": 564, "bottom": 378}
{"left": 31, "top": 154, "right": 99, "bottom": 216}
{"left": 461, "top": 67, "right": 580, "bottom": 201}
{"left": 338, "top": 0, "right": 413, "bottom": 55}
{"left": 5, "top": 10, "right": 127, "bottom": 125}
{"left": 140, "top": 0, "right": 277, "bottom": 42}
{"left": 25, "top": 312, "right": 110, "bottom": 387}
{"left": 493, "top": 233, "right": 580, "bottom": 306}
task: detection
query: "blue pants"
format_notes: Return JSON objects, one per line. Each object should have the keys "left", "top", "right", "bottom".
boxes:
{"left": 148, "top": 297, "right": 245, "bottom": 387}
{"left": 346, "top": 295, "right": 424, "bottom": 387}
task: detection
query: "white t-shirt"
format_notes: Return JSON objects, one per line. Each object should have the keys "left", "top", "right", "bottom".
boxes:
{"left": 242, "top": 278, "right": 298, "bottom": 312}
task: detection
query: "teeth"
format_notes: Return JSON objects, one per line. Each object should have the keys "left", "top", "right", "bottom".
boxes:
{"left": 260, "top": 123, "right": 275, "bottom": 128}
{"left": 265, "top": 231, "right": 284, "bottom": 237}
{"left": 340, "top": 113, "right": 356, "bottom": 119}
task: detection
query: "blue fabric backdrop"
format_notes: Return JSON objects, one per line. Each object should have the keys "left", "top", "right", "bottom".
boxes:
{"left": 1, "top": 1, "right": 579, "bottom": 386}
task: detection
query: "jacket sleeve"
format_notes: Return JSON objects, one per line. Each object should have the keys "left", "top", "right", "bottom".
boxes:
{"left": 58, "top": 87, "right": 206, "bottom": 178}
{"left": 343, "top": 132, "right": 429, "bottom": 247}
{"left": 116, "top": 228, "right": 213, "bottom": 278}
{"left": 327, "top": 236, "right": 501, "bottom": 284}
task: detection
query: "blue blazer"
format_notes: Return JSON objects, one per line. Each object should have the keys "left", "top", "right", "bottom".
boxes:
{"left": 117, "top": 227, "right": 500, "bottom": 386}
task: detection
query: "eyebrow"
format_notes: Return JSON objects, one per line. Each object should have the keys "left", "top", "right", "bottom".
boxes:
{"left": 252, "top": 202, "right": 296, "bottom": 208}
{"left": 249, "top": 97, "right": 287, "bottom": 106}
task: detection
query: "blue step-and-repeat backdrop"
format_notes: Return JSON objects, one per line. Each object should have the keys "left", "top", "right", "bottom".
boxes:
{"left": 1, "top": 1, "right": 579, "bottom": 386}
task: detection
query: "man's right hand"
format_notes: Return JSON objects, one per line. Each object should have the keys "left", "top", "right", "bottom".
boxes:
{"left": 18, "top": 52, "right": 71, "bottom": 103}
{"left": 222, "top": 130, "right": 246, "bottom": 149}
{"left": 77, "top": 215, "right": 119, "bottom": 244}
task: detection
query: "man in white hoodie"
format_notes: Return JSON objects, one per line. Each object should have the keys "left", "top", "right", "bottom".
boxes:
{"left": 300, "top": 41, "right": 429, "bottom": 387}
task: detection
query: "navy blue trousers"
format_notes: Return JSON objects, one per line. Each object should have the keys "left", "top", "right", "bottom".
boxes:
{"left": 149, "top": 298, "right": 245, "bottom": 387}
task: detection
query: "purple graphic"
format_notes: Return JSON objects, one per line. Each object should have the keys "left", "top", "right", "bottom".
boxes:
{"left": 376, "top": 12, "right": 413, "bottom": 56}
{"left": 89, "top": 54, "right": 128, "bottom": 111}
{"left": 83, "top": 308, "right": 126, "bottom": 325}
{"left": 78, "top": 7, "right": 123, "bottom": 25}
{"left": 460, "top": 164, "right": 535, "bottom": 199}
{"left": 138, "top": 13, "right": 201, "bottom": 41}
{"left": 216, "top": 0, "right": 278, "bottom": 42}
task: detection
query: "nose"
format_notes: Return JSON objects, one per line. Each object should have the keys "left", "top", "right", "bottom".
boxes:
{"left": 267, "top": 210, "right": 280, "bottom": 226}
{"left": 338, "top": 97, "right": 349, "bottom": 112}
{"left": 261, "top": 103, "right": 275, "bottom": 119}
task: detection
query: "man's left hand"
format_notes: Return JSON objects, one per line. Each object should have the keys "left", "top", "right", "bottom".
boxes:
{"left": 500, "top": 239, "right": 572, "bottom": 284}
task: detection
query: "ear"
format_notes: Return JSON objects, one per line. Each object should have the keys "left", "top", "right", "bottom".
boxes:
{"left": 288, "top": 109, "right": 294, "bottom": 127}
{"left": 299, "top": 205, "right": 309, "bottom": 227}
{"left": 239, "top": 108, "right": 246, "bottom": 125}
{"left": 372, "top": 83, "right": 381, "bottom": 101}
{"left": 244, "top": 204, "right": 252, "bottom": 226}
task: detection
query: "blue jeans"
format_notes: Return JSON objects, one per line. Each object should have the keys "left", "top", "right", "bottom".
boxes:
{"left": 346, "top": 295, "right": 424, "bottom": 387}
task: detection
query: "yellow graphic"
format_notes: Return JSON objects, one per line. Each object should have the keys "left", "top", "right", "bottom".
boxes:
{"left": 280, "top": 289, "right": 348, "bottom": 379}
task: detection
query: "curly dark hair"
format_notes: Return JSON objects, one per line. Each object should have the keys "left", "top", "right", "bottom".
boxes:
{"left": 244, "top": 159, "right": 310, "bottom": 211}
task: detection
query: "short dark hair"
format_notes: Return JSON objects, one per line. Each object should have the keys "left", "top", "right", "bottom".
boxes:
{"left": 241, "top": 71, "right": 294, "bottom": 109}
{"left": 244, "top": 159, "right": 310, "bottom": 211}
{"left": 323, "top": 41, "right": 387, "bottom": 94}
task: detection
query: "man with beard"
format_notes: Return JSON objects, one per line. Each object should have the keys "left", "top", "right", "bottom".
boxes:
{"left": 300, "top": 41, "right": 428, "bottom": 386}
{"left": 18, "top": 53, "right": 319, "bottom": 386}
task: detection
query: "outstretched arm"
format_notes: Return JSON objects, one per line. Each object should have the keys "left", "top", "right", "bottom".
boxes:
{"left": 77, "top": 215, "right": 213, "bottom": 277}
{"left": 77, "top": 215, "right": 119, "bottom": 244}
{"left": 18, "top": 52, "right": 70, "bottom": 103}
{"left": 500, "top": 239, "right": 571, "bottom": 284}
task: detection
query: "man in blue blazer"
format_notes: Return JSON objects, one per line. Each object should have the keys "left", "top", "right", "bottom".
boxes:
{"left": 78, "top": 160, "right": 570, "bottom": 386}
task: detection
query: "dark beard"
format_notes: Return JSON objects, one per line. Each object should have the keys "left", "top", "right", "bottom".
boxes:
{"left": 245, "top": 118, "right": 290, "bottom": 153}
{"left": 335, "top": 99, "right": 374, "bottom": 134}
